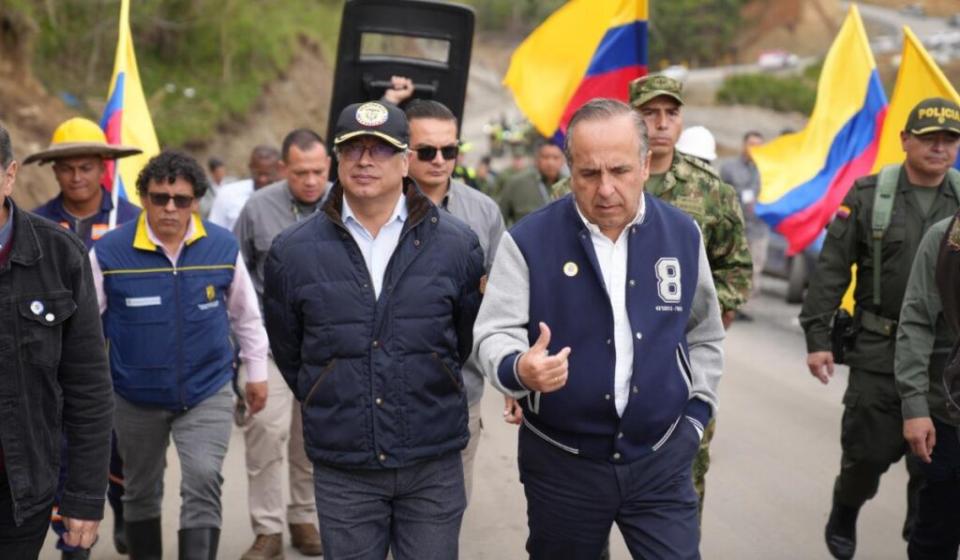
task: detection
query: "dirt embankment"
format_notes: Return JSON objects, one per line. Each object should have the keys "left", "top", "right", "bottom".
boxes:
{"left": 861, "top": 0, "right": 958, "bottom": 17}
{"left": 0, "top": 11, "right": 74, "bottom": 208}
{"left": 190, "top": 36, "right": 332, "bottom": 181}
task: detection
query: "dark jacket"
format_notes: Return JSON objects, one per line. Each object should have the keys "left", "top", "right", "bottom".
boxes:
{"left": 33, "top": 188, "right": 141, "bottom": 250}
{"left": 0, "top": 199, "right": 113, "bottom": 524}
{"left": 263, "top": 179, "right": 484, "bottom": 469}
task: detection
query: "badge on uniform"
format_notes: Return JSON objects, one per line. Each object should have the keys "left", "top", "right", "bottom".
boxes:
{"left": 835, "top": 204, "right": 851, "bottom": 220}
{"left": 30, "top": 300, "right": 44, "bottom": 315}
{"left": 92, "top": 224, "right": 109, "bottom": 240}
{"left": 563, "top": 261, "right": 579, "bottom": 277}
{"left": 205, "top": 285, "right": 216, "bottom": 302}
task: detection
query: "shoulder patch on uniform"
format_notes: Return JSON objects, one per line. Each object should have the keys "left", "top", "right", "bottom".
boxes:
{"left": 948, "top": 218, "right": 960, "bottom": 251}
{"left": 835, "top": 204, "right": 851, "bottom": 220}
{"left": 681, "top": 153, "right": 720, "bottom": 179}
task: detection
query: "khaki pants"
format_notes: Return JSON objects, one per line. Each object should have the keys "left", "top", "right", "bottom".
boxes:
{"left": 241, "top": 358, "right": 317, "bottom": 535}
{"left": 461, "top": 402, "right": 483, "bottom": 505}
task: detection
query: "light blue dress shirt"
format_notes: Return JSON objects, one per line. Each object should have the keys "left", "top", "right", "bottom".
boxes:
{"left": 342, "top": 193, "right": 408, "bottom": 299}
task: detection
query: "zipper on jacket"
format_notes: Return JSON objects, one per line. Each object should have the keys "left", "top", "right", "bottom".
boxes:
{"left": 173, "top": 262, "right": 186, "bottom": 410}
{"left": 302, "top": 359, "right": 337, "bottom": 409}
{"left": 433, "top": 352, "right": 463, "bottom": 393}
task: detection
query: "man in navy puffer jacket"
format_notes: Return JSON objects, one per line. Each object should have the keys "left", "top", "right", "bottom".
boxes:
{"left": 263, "top": 101, "right": 484, "bottom": 560}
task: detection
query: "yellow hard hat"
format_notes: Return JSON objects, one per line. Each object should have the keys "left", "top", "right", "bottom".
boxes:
{"left": 51, "top": 118, "right": 109, "bottom": 145}
{"left": 24, "top": 117, "right": 141, "bottom": 165}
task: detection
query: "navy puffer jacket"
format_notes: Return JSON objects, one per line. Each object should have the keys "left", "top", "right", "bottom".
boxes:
{"left": 263, "top": 179, "right": 484, "bottom": 469}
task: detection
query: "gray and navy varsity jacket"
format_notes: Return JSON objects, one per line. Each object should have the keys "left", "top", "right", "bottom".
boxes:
{"left": 473, "top": 193, "right": 724, "bottom": 463}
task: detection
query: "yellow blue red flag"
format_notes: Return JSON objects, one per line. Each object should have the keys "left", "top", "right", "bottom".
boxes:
{"left": 752, "top": 5, "right": 887, "bottom": 255}
{"left": 100, "top": 0, "right": 159, "bottom": 217}
{"left": 873, "top": 26, "right": 960, "bottom": 171}
{"left": 504, "top": 0, "right": 648, "bottom": 142}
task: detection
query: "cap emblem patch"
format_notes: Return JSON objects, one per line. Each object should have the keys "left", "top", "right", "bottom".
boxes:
{"left": 355, "top": 103, "right": 389, "bottom": 127}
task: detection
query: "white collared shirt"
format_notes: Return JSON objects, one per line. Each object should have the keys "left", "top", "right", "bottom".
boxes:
{"left": 574, "top": 197, "right": 646, "bottom": 417}
{"left": 342, "top": 193, "right": 408, "bottom": 299}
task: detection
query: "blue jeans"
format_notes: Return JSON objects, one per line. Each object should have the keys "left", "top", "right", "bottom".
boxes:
{"left": 312, "top": 451, "right": 466, "bottom": 560}
{"left": 519, "top": 418, "right": 702, "bottom": 560}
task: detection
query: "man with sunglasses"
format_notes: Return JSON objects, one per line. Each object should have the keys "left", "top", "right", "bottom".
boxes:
{"left": 90, "top": 150, "right": 269, "bottom": 560}
{"left": 404, "top": 99, "right": 505, "bottom": 504}
{"left": 232, "top": 128, "right": 330, "bottom": 560}
{"left": 263, "top": 101, "right": 484, "bottom": 559}
{"left": 26, "top": 117, "right": 142, "bottom": 560}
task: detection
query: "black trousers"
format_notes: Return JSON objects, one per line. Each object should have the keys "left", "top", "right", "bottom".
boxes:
{"left": 0, "top": 468, "right": 51, "bottom": 560}
{"left": 908, "top": 416, "right": 960, "bottom": 560}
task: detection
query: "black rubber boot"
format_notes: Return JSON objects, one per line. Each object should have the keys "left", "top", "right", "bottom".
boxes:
{"left": 125, "top": 518, "right": 162, "bottom": 560}
{"left": 178, "top": 527, "right": 220, "bottom": 560}
{"left": 61, "top": 548, "right": 91, "bottom": 560}
{"left": 114, "top": 510, "right": 129, "bottom": 554}
{"left": 825, "top": 502, "right": 859, "bottom": 559}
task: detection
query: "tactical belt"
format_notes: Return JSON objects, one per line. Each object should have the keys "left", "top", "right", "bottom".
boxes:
{"left": 859, "top": 309, "right": 898, "bottom": 338}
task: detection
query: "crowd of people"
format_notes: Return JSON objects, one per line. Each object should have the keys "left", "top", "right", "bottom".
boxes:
{"left": 0, "top": 68, "right": 959, "bottom": 560}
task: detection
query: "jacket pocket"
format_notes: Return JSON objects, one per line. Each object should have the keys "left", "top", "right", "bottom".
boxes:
{"left": 17, "top": 293, "right": 77, "bottom": 367}
{"left": 433, "top": 352, "right": 463, "bottom": 393}
{"left": 302, "top": 359, "right": 337, "bottom": 409}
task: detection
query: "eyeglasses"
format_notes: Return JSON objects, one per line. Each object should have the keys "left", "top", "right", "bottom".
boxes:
{"left": 147, "top": 192, "right": 195, "bottom": 209}
{"left": 415, "top": 144, "right": 460, "bottom": 162}
{"left": 337, "top": 142, "right": 401, "bottom": 162}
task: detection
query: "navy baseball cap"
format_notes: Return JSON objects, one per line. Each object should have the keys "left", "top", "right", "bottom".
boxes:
{"left": 333, "top": 101, "right": 409, "bottom": 150}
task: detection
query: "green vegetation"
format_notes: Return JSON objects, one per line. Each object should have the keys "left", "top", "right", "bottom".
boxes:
{"left": 716, "top": 61, "right": 823, "bottom": 114}
{"left": 649, "top": 0, "right": 746, "bottom": 67}
{"left": 3, "top": 0, "right": 754, "bottom": 145}
{"left": 6, "top": 0, "right": 342, "bottom": 147}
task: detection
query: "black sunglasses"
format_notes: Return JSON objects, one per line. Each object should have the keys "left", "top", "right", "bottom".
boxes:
{"left": 415, "top": 144, "right": 460, "bottom": 162}
{"left": 147, "top": 193, "right": 195, "bottom": 209}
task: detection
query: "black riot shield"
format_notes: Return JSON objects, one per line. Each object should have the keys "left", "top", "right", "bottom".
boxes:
{"left": 327, "top": 0, "right": 475, "bottom": 146}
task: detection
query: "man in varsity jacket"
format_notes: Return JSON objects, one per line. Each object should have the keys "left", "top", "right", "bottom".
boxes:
{"left": 473, "top": 98, "right": 725, "bottom": 560}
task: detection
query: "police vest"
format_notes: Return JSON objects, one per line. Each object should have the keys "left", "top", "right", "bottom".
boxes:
{"left": 510, "top": 194, "right": 704, "bottom": 462}
{"left": 95, "top": 215, "right": 238, "bottom": 410}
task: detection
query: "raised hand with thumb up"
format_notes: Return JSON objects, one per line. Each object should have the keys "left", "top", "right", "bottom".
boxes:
{"left": 517, "top": 322, "right": 572, "bottom": 393}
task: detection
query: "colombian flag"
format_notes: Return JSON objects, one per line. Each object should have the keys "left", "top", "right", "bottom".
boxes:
{"left": 873, "top": 26, "right": 960, "bottom": 171}
{"left": 753, "top": 5, "right": 887, "bottom": 255}
{"left": 504, "top": 0, "right": 648, "bottom": 141}
{"left": 100, "top": 0, "right": 159, "bottom": 216}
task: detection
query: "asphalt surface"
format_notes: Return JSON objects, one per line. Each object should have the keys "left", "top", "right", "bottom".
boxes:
{"left": 39, "top": 277, "right": 915, "bottom": 559}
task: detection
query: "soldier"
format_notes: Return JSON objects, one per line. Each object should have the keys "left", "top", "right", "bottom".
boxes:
{"left": 551, "top": 75, "right": 752, "bottom": 522}
{"left": 499, "top": 138, "right": 565, "bottom": 225}
{"left": 897, "top": 213, "right": 960, "bottom": 560}
{"left": 801, "top": 98, "right": 960, "bottom": 559}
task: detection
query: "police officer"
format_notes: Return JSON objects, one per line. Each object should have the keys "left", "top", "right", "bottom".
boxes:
{"left": 801, "top": 97, "right": 960, "bottom": 559}
{"left": 551, "top": 75, "right": 752, "bottom": 523}
{"left": 897, "top": 212, "right": 960, "bottom": 560}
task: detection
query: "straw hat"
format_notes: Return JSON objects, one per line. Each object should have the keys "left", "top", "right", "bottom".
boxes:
{"left": 24, "top": 118, "right": 142, "bottom": 165}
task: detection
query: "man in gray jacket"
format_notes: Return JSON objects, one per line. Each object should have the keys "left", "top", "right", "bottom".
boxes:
{"left": 896, "top": 215, "right": 960, "bottom": 559}
{"left": 474, "top": 99, "right": 724, "bottom": 559}
{"left": 233, "top": 129, "right": 330, "bottom": 560}
{"left": 404, "top": 100, "right": 505, "bottom": 502}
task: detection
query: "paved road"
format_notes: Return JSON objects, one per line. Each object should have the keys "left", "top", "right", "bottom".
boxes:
{"left": 40, "top": 278, "right": 914, "bottom": 559}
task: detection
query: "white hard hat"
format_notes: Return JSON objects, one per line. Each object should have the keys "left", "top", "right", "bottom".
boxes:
{"left": 676, "top": 125, "right": 717, "bottom": 162}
